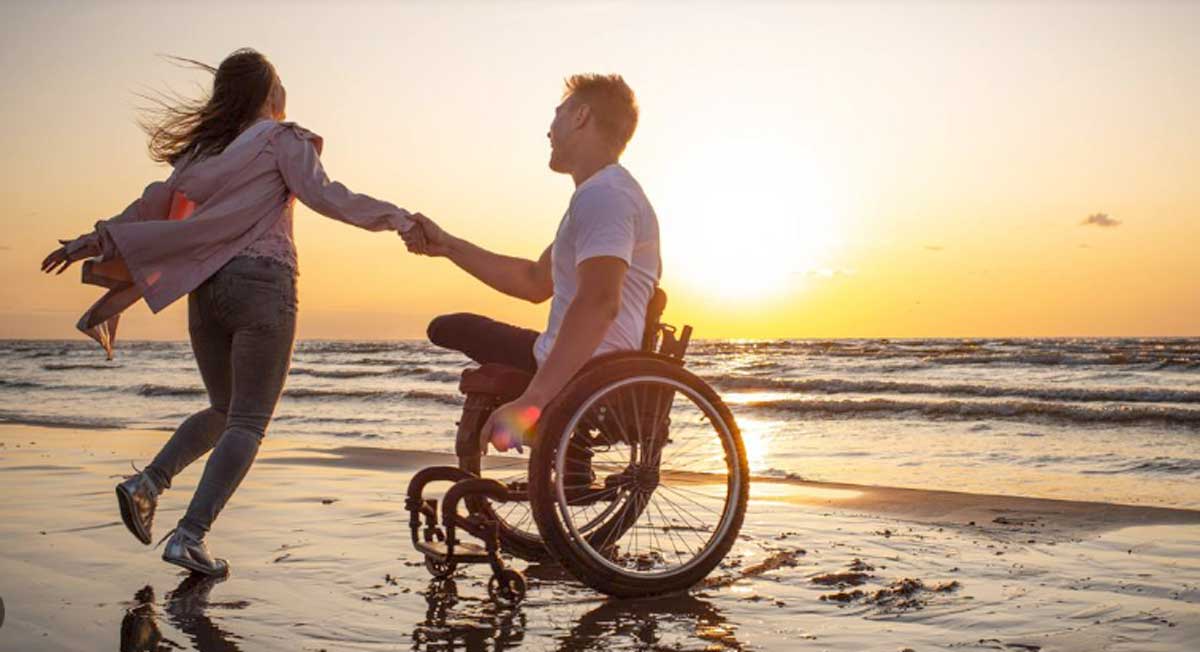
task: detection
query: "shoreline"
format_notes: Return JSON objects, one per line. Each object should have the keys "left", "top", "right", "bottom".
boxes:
{"left": 9, "top": 422, "right": 1199, "bottom": 533}
{"left": 266, "top": 442, "right": 1200, "bottom": 543}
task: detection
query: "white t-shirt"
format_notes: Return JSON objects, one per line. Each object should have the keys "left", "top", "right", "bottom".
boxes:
{"left": 533, "top": 164, "right": 662, "bottom": 366}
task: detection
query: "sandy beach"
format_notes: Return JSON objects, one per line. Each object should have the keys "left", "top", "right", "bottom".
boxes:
{"left": 0, "top": 423, "right": 1196, "bottom": 651}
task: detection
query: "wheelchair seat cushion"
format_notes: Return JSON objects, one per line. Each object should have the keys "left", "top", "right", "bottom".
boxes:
{"left": 459, "top": 364, "right": 534, "bottom": 402}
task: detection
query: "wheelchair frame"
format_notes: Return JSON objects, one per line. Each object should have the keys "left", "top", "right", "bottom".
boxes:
{"left": 403, "top": 290, "right": 743, "bottom": 603}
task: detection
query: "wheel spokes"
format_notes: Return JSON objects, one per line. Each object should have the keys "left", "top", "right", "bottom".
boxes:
{"left": 555, "top": 377, "right": 741, "bottom": 578}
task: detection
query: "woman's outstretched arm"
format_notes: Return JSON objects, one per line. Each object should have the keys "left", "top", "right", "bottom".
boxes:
{"left": 41, "top": 174, "right": 179, "bottom": 274}
{"left": 276, "top": 129, "right": 413, "bottom": 233}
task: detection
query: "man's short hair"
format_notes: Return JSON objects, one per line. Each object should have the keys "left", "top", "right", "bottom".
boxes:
{"left": 563, "top": 74, "right": 639, "bottom": 154}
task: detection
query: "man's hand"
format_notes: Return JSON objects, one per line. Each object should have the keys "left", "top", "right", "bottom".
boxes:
{"left": 400, "top": 212, "right": 453, "bottom": 257}
{"left": 479, "top": 395, "right": 546, "bottom": 454}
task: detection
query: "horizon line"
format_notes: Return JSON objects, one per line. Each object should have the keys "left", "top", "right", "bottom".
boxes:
{"left": 2, "top": 335, "right": 1198, "bottom": 343}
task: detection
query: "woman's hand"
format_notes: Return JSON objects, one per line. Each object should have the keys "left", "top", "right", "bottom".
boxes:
{"left": 40, "top": 236, "right": 98, "bottom": 275}
{"left": 41, "top": 240, "right": 78, "bottom": 275}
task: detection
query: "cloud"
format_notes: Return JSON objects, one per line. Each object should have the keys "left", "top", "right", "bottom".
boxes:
{"left": 0, "top": 245, "right": 10, "bottom": 251}
{"left": 1081, "top": 213, "right": 1120, "bottom": 227}
{"left": 924, "top": 245, "right": 944, "bottom": 252}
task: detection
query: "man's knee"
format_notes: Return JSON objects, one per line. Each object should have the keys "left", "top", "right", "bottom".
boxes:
{"left": 426, "top": 314, "right": 450, "bottom": 346}
{"left": 427, "top": 313, "right": 477, "bottom": 348}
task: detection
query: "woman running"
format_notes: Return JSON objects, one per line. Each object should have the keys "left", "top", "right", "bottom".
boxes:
{"left": 39, "top": 48, "right": 416, "bottom": 576}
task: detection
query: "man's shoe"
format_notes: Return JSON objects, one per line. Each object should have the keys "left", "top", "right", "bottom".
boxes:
{"left": 159, "top": 527, "right": 229, "bottom": 577}
{"left": 116, "top": 467, "right": 161, "bottom": 545}
{"left": 604, "top": 464, "right": 637, "bottom": 490}
{"left": 563, "top": 441, "right": 596, "bottom": 488}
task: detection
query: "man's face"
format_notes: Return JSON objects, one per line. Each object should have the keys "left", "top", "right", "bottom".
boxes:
{"left": 547, "top": 96, "right": 576, "bottom": 173}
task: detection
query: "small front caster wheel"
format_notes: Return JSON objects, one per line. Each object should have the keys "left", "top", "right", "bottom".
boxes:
{"left": 424, "top": 555, "right": 457, "bottom": 579}
{"left": 487, "top": 569, "right": 527, "bottom": 605}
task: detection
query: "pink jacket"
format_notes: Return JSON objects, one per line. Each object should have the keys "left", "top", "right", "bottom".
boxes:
{"left": 75, "top": 121, "right": 412, "bottom": 357}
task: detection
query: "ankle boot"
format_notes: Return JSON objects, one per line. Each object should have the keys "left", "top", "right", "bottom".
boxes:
{"left": 159, "top": 527, "right": 229, "bottom": 577}
{"left": 116, "top": 468, "right": 161, "bottom": 545}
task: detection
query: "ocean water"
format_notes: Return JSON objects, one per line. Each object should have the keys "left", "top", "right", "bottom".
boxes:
{"left": 2, "top": 338, "right": 1198, "bottom": 509}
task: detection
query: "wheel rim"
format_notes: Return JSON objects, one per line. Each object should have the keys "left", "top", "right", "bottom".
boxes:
{"left": 552, "top": 375, "right": 743, "bottom": 580}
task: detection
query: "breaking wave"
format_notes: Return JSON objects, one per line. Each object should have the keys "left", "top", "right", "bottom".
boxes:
{"left": 0, "top": 410, "right": 127, "bottom": 430}
{"left": 744, "top": 397, "right": 1200, "bottom": 428}
{"left": 713, "top": 375, "right": 1200, "bottom": 404}
{"left": 283, "top": 387, "right": 461, "bottom": 406}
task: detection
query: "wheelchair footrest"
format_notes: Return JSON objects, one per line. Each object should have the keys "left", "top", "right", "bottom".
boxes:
{"left": 415, "top": 539, "right": 491, "bottom": 563}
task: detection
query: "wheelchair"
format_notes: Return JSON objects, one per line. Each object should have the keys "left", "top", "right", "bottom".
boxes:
{"left": 405, "top": 290, "right": 749, "bottom": 603}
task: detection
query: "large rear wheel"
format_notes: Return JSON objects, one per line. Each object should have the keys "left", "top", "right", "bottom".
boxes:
{"left": 529, "top": 357, "right": 748, "bottom": 598}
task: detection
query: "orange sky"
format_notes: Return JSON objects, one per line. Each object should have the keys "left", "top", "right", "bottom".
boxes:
{"left": 1, "top": 1, "right": 1197, "bottom": 340}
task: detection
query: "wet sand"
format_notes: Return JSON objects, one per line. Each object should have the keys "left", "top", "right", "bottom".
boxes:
{"left": 1, "top": 424, "right": 1197, "bottom": 651}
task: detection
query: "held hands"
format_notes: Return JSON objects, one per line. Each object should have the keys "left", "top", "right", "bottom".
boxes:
{"left": 399, "top": 212, "right": 452, "bottom": 257}
{"left": 40, "top": 236, "right": 99, "bottom": 275}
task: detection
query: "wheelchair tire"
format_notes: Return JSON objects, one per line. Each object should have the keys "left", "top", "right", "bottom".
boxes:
{"left": 528, "top": 356, "right": 749, "bottom": 598}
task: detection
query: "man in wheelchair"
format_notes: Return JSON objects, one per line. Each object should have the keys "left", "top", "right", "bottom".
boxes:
{"left": 401, "top": 73, "right": 660, "bottom": 472}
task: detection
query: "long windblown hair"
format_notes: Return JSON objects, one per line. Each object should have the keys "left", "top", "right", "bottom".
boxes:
{"left": 139, "top": 48, "right": 277, "bottom": 166}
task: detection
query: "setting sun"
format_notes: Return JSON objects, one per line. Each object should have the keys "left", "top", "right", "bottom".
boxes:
{"left": 657, "top": 136, "right": 842, "bottom": 303}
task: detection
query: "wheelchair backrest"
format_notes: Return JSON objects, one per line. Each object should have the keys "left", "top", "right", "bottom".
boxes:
{"left": 641, "top": 287, "right": 692, "bottom": 360}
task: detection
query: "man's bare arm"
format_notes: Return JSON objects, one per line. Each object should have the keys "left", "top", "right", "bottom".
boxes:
{"left": 522, "top": 255, "right": 626, "bottom": 405}
{"left": 402, "top": 213, "right": 552, "bottom": 303}
{"left": 445, "top": 239, "right": 552, "bottom": 304}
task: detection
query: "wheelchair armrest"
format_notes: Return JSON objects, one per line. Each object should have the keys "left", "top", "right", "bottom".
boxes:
{"left": 455, "top": 364, "right": 534, "bottom": 460}
{"left": 458, "top": 364, "right": 534, "bottom": 402}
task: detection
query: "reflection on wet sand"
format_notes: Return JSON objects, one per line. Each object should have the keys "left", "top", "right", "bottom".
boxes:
{"left": 554, "top": 593, "right": 744, "bottom": 652}
{"left": 411, "top": 578, "right": 526, "bottom": 650}
{"left": 115, "top": 566, "right": 744, "bottom": 652}
{"left": 119, "top": 574, "right": 246, "bottom": 652}
{"left": 407, "top": 568, "right": 743, "bottom": 652}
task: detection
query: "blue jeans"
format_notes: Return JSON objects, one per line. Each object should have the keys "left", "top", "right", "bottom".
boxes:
{"left": 146, "top": 256, "right": 297, "bottom": 535}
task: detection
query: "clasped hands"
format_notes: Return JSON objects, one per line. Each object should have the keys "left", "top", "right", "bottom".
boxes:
{"left": 398, "top": 212, "right": 450, "bottom": 258}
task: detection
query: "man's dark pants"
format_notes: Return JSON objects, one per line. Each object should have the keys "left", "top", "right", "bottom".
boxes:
{"left": 427, "top": 313, "right": 540, "bottom": 374}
